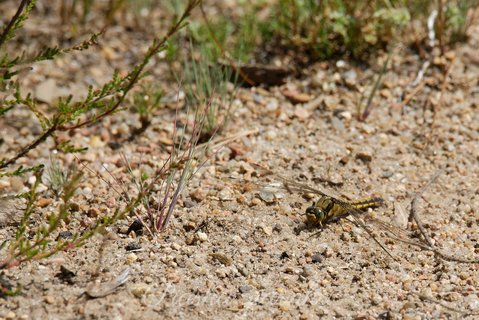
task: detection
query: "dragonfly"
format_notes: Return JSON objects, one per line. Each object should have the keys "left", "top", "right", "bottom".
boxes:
{"left": 253, "top": 164, "right": 430, "bottom": 259}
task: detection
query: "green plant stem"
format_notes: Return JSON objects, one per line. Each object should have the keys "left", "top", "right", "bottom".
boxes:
{"left": 0, "top": 0, "right": 34, "bottom": 48}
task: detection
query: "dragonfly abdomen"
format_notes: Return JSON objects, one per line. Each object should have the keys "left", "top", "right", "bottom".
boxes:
{"left": 349, "top": 197, "right": 384, "bottom": 210}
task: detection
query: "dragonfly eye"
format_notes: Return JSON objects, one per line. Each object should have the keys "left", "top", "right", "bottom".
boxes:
{"left": 305, "top": 205, "right": 324, "bottom": 224}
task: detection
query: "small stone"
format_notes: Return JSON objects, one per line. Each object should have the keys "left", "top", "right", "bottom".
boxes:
{"left": 82, "top": 187, "right": 92, "bottom": 196}
{"left": 382, "top": 171, "right": 393, "bottom": 178}
{"left": 401, "top": 301, "right": 415, "bottom": 311}
{"left": 166, "top": 271, "right": 181, "bottom": 283}
{"left": 334, "top": 110, "right": 352, "bottom": 121}
{"left": 278, "top": 301, "right": 291, "bottom": 312}
{"left": 311, "top": 253, "right": 322, "bottom": 263}
{"left": 331, "top": 117, "right": 345, "bottom": 131}
{"left": 210, "top": 252, "right": 233, "bottom": 266}
{"left": 444, "top": 51, "right": 456, "bottom": 60}
{"left": 45, "top": 295, "right": 55, "bottom": 304}
{"left": 126, "top": 253, "right": 138, "bottom": 264}
{"left": 280, "top": 251, "right": 290, "bottom": 260}
{"left": 258, "top": 184, "right": 284, "bottom": 203}
{"left": 125, "top": 242, "right": 142, "bottom": 252}
{"left": 239, "top": 162, "right": 254, "bottom": 174}
{"left": 328, "top": 172, "right": 343, "bottom": 185}
{"left": 218, "top": 187, "right": 234, "bottom": 201}
{"left": 36, "top": 197, "right": 53, "bottom": 208}
{"left": 266, "top": 99, "right": 278, "bottom": 111}
{"left": 265, "top": 130, "right": 277, "bottom": 141}
{"left": 323, "top": 247, "right": 334, "bottom": 258}
{"left": 185, "top": 235, "right": 195, "bottom": 245}
{"left": 131, "top": 283, "right": 150, "bottom": 298}
{"left": 336, "top": 60, "right": 347, "bottom": 68}
{"left": 323, "top": 96, "right": 339, "bottom": 110}
{"left": 5, "top": 311, "right": 16, "bottom": 320}
{"left": 465, "top": 294, "right": 479, "bottom": 309}
{"left": 282, "top": 88, "right": 312, "bottom": 104}
{"left": 89, "top": 135, "right": 105, "bottom": 148}
{"left": 355, "top": 152, "right": 373, "bottom": 163}
{"left": 285, "top": 266, "right": 295, "bottom": 274}
{"left": 262, "top": 225, "right": 273, "bottom": 236}
{"left": 183, "top": 199, "right": 196, "bottom": 208}
{"left": 190, "top": 188, "right": 206, "bottom": 202}
{"left": 239, "top": 285, "right": 251, "bottom": 294}
{"left": 57, "top": 231, "right": 73, "bottom": 240}
{"left": 183, "top": 221, "right": 196, "bottom": 232}
{"left": 126, "top": 219, "right": 144, "bottom": 235}
{"left": 301, "top": 266, "right": 314, "bottom": 278}
{"left": 380, "top": 89, "right": 392, "bottom": 99}
{"left": 105, "top": 197, "right": 116, "bottom": 208}
{"left": 339, "top": 156, "right": 349, "bottom": 165}
{"left": 215, "top": 267, "right": 228, "bottom": 278}
{"left": 70, "top": 202, "right": 80, "bottom": 212}
{"left": 294, "top": 106, "right": 310, "bottom": 119}
{"left": 343, "top": 70, "right": 357, "bottom": 86}
{"left": 371, "top": 293, "right": 382, "bottom": 305}
{"left": 238, "top": 267, "right": 249, "bottom": 277}
{"left": 87, "top": 208, "right": 101, "bottom": 217}
{"left": 196, "top": 231, "right": 208, "bottom": 242}
{"left": 250, "top": 198, "right": 262, "bottom": 206}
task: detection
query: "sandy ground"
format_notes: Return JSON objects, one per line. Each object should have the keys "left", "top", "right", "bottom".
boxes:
{"left": 1, "top": 3, "right": 479, "bottom": 320}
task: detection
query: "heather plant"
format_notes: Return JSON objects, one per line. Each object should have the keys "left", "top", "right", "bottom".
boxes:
{"left": 0, "top": 0, "right": 202, "bottom": 294}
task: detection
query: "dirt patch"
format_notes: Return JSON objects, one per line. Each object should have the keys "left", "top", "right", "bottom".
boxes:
{"left": 1, "top": 4, "right": 479, "bottom": 320}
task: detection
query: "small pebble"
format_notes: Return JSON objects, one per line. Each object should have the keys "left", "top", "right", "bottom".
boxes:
{"left": 265, "top": 130, "right": 277, "bottom": 141}
{"left": 36, "top": 197, "right": 53, "bottom": 208}
{"left": 196, "top": 232, "right": 208, "bottom": 242}
{"left": 210, "top": 252, "right": 232, "bottom": 266}
{"left": 250, "top": 198, "right": 262, "bottom": 206}
{"left": 239, "top": 285, "right": 251, "bottom": 294}
{"left": 125, "top": 242, "right": 142, "bottom": 252}
{"left": 278, "top": 301, "right": 291, "bottom": 312}
{"left": 89, "top": 135, "right": 105, "bottom": 148}
{"left": 280, "top": 251, "right": 290, "bottom": 260}
{"left": 218, "top": 187, "right": 234, "bottom": 201}
{"left": 355, "top": 152, "right": 373, "bottom": 163}
{"left": 301, "top": 266, "right": 314, "bottom": 278}
{"left": 5, "top": 311, "right": 16, "bottom": 320}
{"left": 126, "top": 253, "right": 138, "bottom": 264}
{"left": 215, "top": 268, "right": 228, "bottom": 278}
{"left": 57, "top": 231, "right": 73, "bottom": 240}
{"left": 190, "top": 188, "right": 206, "bottom": 202}
{"left": 323, "top": 248, "right": 334, "bottom": 258}
{"left": 45, "top": 295, "right": 55, "bottom": 304}
{"left": 131, "top": 283, "right": 150, "bottom": 298}
{"left": 262, "top": 225, "right": 273, "bottom": 236}
{"left": 82, "top": 187, "right": 92, "bottom": 196}
{"left": 285, "top": 267, "right": 295, "bottom": 274}
{"left": 311, "top": 253, "right": 322, "bottom": 263}
{"left": 87, "top": 208, "right": 101, "bottom": 218}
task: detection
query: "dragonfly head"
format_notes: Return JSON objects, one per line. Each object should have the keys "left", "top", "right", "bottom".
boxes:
{"left": 305, "top": 203, "right": 325, "bottom": 225}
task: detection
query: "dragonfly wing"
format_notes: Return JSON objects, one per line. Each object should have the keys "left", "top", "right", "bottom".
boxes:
{"left": 254, "top": 164, "right": 331, "bottom": 197}
{"left": 363, "top": 216, "right": 432, "bottom": 250}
